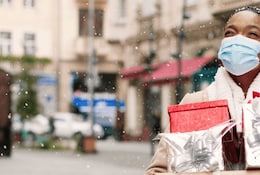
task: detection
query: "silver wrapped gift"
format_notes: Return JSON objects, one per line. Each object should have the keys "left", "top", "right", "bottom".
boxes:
{"left": 244, "top": 97, "right": 260, "bottom": 169}
{"left": 157, "top": 120, "right": 237, "bottom": 173}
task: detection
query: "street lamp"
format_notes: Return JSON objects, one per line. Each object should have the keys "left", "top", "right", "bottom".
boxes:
{"left": 84, "top": 0, "right": 97, "bottom": 153}
{"left": 146, "top": 23, "right": 156, "bottom": 65}
{"left": 171, "top": 0, "right": 190, "bottom": 104}
{"left": 146, "top": 21, "right": 158, "bottom": 156}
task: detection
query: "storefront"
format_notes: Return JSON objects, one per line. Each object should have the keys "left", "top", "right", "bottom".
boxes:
{"left": 120, "top": 56, "right": 218, "bottom": 136}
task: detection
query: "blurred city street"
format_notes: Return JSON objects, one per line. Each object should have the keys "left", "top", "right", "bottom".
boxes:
{"left": 0, "top": 138, "right": 152, "bottom": 175}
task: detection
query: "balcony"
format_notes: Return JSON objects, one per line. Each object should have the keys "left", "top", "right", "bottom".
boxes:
{"left": 212, "top": 0, "right": 260, "bottom": 20}
{"left": 75, "top": 37, "right": 109, "bottom": 57}
{"left": 76, "top": 0, "right": 106, "bottom": 9}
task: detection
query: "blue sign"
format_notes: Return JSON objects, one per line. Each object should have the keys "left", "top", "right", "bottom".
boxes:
{"left": 38, "top": 76, "right": 57, "bottom": 85}
{"left": 72, "top": 93, "right": 125, "bottom": 127}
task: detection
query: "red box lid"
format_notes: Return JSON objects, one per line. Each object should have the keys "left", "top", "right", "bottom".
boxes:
{"left": 168, "top": 99, "right": 230, "bottom": 133}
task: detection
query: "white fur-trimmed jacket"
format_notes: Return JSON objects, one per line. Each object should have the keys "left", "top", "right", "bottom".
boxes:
{"left": 144, "top": 67, "right": 260, "bottom": 175}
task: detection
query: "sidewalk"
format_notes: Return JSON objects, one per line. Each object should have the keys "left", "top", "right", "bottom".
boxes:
{"left": 93, "top": 138, "right": 152, "bottom": 174}
{"left": 0, "top": 137, "right": 153, "bottom": 175}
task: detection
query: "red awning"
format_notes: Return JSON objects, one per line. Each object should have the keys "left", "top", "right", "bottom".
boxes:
{"left": 143, "top": 56, "right": 214, "bottom": 84}
{"left": 119, "top": 63, "right": 161, "bottom": 80}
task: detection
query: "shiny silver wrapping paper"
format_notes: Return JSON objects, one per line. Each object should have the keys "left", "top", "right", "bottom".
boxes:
{"left": 157, "top": 120, "right": 236, "bottom": 173}
{"left": 243, "top": 98, "right": 260, "bottom": 169}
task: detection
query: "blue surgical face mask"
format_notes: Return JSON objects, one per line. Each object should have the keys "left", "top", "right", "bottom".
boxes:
{"left": 218, "top": 34, "right": 260, "bottom": 76}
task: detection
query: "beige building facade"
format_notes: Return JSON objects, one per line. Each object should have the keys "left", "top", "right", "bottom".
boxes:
{"left": 0, "top": 0, "right": 259, "bottom": 138}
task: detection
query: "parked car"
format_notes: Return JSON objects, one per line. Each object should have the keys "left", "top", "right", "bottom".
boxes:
{"left": 22, "top": 114, "right": 50, "bottom": 146}
{"left": 21, "top": 112, "right": 104, "bottom": 145}
{"left": 52, "top": 112, "right": 104, "bottom": 139}
{"left": 23, "top": 114, "right": 50, "bottom": 136}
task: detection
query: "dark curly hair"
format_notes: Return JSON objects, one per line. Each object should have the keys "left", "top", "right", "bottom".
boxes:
{"left": 226, "top": 6, "right": 259, "bottom": 22}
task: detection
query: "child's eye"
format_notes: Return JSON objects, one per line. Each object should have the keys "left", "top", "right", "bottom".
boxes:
{"left": 224, "top": 30, "right": 235, "bottom": 37}
{"left": 248, "top": 32, "right": 259, "bottom": 39}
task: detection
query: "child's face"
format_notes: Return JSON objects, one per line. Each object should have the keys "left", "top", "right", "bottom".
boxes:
{"left": 224, "top": 10, "right": 260, "bottom": 63}
{"left": 224, "top": 10, "right": 260, "bottom": 42}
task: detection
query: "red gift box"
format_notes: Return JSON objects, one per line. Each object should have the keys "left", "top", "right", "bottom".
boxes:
{"left": 168, "top": 99, "right": 230, "bottom": 133}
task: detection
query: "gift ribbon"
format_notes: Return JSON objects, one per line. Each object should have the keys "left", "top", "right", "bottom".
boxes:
{"left": 174, "top": 134, "right": 220, "bottom": 172}
{"left": 159, "top": 120, "right": 237, "bottom": 173}
{"left": 175, "top": 121, "right": 237, "bottom": 173}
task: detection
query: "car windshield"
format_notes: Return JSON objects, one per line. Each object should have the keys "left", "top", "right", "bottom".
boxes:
{"left": 54, "top": 113, "right": 85, "bottom": 122}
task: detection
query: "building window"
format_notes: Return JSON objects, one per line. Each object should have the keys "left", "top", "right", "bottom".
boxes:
{"left": 142, "top": 0, "right": 156, "bottom": 17}
{"left": 117, "top": 0, "right": 126, "bottom": 23}
{"left": 0, "top": 32, "right": 11, "bottom": 56}
{"left": 24, "top": 0, "right": 35, "bottom": 8}
{"left": 72, "top": 72, "right": 116, "bottom": 93}
{"left": 24, "top": 33, "right": 36, "bottom": 56}
{"left": 0, "top": 0, "right": 11, "bottom": 7}
{"left": 79, "top": 9, "right": 104, "bottom": 37}
{"left": 186, "top": 0, "right": 197, "bottom": 7}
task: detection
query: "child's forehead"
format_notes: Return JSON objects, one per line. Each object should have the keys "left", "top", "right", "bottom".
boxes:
{"left": 226, "top": 10, "right": 260, "bottom": 28}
